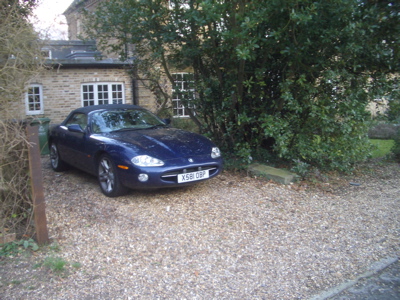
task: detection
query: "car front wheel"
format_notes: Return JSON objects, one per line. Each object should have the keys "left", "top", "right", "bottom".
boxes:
{"left": 49, "top": 143, "right": 67, "bottom": 171}
{"left": 97, "top": 154, "right": 128, "bottom": 197}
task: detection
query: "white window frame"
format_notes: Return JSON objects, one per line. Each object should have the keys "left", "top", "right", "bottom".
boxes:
{"left": 25, "top": 84, "right": 44, "bottom": 115}
{"left": 172, "top": 73, "right": 195, "bottom": 118}
{"left": 81, "top": 82, "right": 125, "bottom": 107}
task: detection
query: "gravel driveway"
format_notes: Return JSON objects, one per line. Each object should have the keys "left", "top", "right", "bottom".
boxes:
{"left": 1, "top": 157, "right": 399, "bottom": 299}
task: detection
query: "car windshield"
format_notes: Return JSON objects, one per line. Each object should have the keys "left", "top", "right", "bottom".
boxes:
{"left": 91, "top": 109, "right": 166, "bottom": 133}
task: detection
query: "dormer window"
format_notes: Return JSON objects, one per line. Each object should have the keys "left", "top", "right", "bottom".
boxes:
{"left": 41, "top": 49, "right": 51, "bottom": 59}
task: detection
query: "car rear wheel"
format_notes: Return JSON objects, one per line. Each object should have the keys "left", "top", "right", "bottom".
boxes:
{"left": 98, "top": 154, "right": 128, "bottom": 197}
{"left": 49, "top": 143, "right": 67, "bottom": 171}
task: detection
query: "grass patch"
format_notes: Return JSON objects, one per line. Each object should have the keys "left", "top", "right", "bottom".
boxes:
{"left": 370, "top": 139, "right": 394, "bottom": 158}
{"left": 71, "top": 262, "right": 82, "bottom": 269}
{"left": 43, "top": 256, "right": 68, "bottom": 275}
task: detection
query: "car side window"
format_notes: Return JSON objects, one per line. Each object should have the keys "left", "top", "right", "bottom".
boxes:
{"left": 65, "top": 113, "right": 87, "bottom": 131}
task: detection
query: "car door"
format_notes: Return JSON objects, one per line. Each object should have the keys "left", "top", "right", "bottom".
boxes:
{"left": 58, "top": 112, "right": 90, "bottom": 169}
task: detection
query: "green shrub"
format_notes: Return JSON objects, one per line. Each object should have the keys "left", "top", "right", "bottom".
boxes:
{"left": 0, "top": 239, "right": 39, "bottom": 257}
{"left": 387, "top": 91, "right": 400, "bottom": 122}
{"left": 291, "top": 159, "right": 311, "bottom": 179}
{"left": 391, "top": 128, "right": 400, "bottom": 161}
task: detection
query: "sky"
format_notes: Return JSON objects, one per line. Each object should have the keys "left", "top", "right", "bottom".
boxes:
{"left": 32, "top": 0, "right": 73, "bottom": 40}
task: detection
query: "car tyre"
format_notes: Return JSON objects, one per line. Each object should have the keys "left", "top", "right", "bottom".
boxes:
{"left": 98, "top": 154, "right": 128, "bottom": 197}
{"left": 49, "top": 143, "right": 68, "bottom": 171}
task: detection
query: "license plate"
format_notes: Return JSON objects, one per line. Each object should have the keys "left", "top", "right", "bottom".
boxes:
{"left": 178, "top": 170, "right": 209, "bottom": 183}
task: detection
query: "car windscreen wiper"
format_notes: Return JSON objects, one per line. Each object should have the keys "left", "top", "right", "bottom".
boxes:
{"left": 110, "top": 127, "right": 138, "bottom": 133}
{"left": 147, "top": 124, "right": 167, "bottom": 129}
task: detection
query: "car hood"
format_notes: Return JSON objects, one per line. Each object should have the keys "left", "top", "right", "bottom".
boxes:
{"left": 96, "top": 127, "right": 215, "bottom": 160}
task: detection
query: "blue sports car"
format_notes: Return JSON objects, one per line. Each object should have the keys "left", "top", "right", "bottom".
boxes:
{"left": 48, "top": 104, "right": 223, "bottom": 197}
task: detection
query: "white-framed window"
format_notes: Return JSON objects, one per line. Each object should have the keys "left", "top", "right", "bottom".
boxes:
{"left": 172, "top": 73, "right": 195, "bottom": 117}
{"left": 81, "top": 83, "right": 125, "bottom": 107}
{"left": 25, "top": 84, "right": 44, "bottom": 115}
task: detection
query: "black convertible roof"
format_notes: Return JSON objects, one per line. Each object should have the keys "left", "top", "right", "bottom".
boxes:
{"left": 72, "top": 104, "right": 143, "bottom": 114}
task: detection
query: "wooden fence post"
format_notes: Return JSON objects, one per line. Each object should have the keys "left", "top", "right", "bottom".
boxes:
{"left": 26, "top": 125, "right": 49, "bottom": 245}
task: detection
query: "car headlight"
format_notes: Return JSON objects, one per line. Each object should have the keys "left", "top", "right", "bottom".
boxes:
{"left": 211, "top": 147, "right": 221, "bottom": 159}
{"left": 132, "top": 155, "right": 164, "bottom": 167}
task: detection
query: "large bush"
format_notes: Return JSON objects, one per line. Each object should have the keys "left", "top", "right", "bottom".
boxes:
{"left": 85, "top": 0, "right": 399, "bottom": 171}
{"left": 1, "top": 0, "right": 44, "bottom": 239}
{"left": 392, "top": 127, "right": 400, "bottom": 161}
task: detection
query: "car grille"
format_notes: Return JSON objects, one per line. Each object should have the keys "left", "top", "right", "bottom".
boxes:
{"left": 161, "top": 166, "right": 218, "bottom": 183}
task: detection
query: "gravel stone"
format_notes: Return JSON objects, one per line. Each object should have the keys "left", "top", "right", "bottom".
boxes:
{"left": 0, "top": 157, "right": 399, "bottom": 299}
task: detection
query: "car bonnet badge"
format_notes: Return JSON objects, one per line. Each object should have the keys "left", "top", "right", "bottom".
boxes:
{"left": 188, "top": 158, "right": 194, "bottom": 163}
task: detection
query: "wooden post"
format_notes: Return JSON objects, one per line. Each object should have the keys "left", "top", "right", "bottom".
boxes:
{"left": 26, "top": 125, "right": 49, "bottom": 245}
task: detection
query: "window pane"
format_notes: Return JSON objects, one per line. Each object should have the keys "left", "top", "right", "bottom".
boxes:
{"left": 112, "top": 85, "right": 122, "bottom": 91}
{"left": 98, "top": 84, "right": 109, "bottom": 105}
{"left": 82, "top": 84, "right": 95, "bottom": 107}
{"left": 111, "top": 84, "right": 123, "bottom": 104}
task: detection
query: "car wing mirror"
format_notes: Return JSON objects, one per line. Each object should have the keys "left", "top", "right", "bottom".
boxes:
{"left": 68, "top": 124, "right": 85, "bottom": 133}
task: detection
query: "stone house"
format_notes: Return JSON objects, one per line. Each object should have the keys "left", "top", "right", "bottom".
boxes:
{"left": 25, "top": 40, "right": 145, "bottom": 124}
{"left": 22, "top": 0, "right": 157, "bottom": 124}
{"left": 24, "top": 37, "right": 158, "bottom": 124}
{"left": 22, "top": 0, "right": 193, "bottom": 125}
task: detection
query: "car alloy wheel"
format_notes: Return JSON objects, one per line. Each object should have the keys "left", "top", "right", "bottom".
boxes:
{"left": 49, "top": 143, "right": 67, "bottom": 171}
{"left": 97, "top": 154, "right": 127, "bottom": 197}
